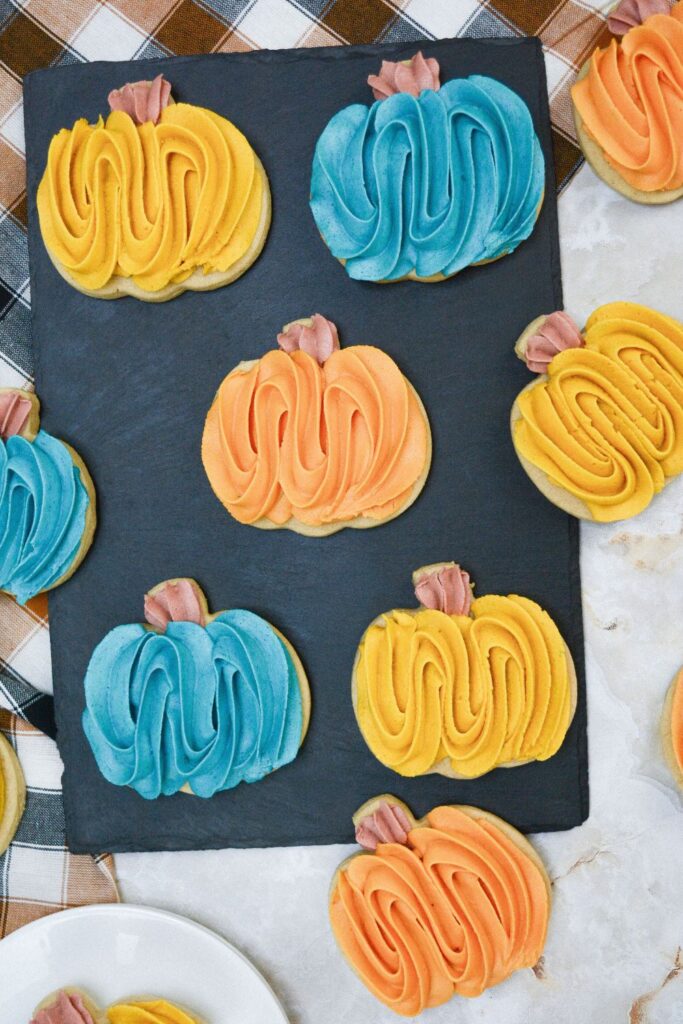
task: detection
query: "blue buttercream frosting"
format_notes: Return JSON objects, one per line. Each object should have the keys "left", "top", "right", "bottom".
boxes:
{"left": 0, "top": 429, "right": 90, "bottom": 604}
{"left": 82, "top": 609, "right": 304, "bottom": 799}
{"left": 310, "top": 76, "right": 545, "bottom": 281}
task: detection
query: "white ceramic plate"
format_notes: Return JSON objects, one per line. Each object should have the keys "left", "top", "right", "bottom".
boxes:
{"left": 0, "top": 903, "right": 289, "bottom": 1022}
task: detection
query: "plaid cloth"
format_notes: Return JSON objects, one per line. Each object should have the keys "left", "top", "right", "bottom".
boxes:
{"left": 0, "top": 0, "right": 614, "bottom": 928}
{"left": 0, "top": 667, "right": 118, "bottom": 938}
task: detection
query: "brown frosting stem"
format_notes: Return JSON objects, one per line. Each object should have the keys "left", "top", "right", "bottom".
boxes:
{"left": 0, "top": 390, "right": 32, "bottom": 439}
{"left": 355, "top": 801, "right": 412, "bottom": 851}
{"left": 144, "top": 579, "right": 206, "bottom": 630}
{"left": 108, "top": 73, "right": 172, "bottom": 124}
{"left": 607, "top": 0, "right": 671, "bottom": 35}
{"left": 523, "top": 311, "right": 584, "bottom": 374}
{"left": 368, "top": 51, "right": 441, "bottom": 100}
{"left": 414, "top": 564, "right": 472, "bottom": 616}
{"left": 277, "top": 314, "right": 340, "bottom": 364}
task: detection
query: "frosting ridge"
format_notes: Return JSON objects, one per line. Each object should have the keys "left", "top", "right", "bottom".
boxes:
{"left": 0, "top": 430, "right": 90, "bottom": 604}
{"left": 330, "top": 805, "right": 549, "bottom": 1015}
{"left": 83, "top": 608, "right": 303, "bottom": 798}
{"left": 356, "top": 594, "right": 572, "bottom": 777}
{"left": 202, "top": 345, "right": 429, "bottom": 528}
{"left": 310, "top": 75, "right": 544, "bottom": 281}
{"left": 572, "top": 3, "right": 683, "bottom": 191}
{"left": 514, "top": 302, "right": 683, "bottom": 521}
{"left": 37, "top": 102, "right": 265, "bottom": 292}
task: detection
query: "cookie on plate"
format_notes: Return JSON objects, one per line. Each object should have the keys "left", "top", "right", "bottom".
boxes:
{"left": 662, "top": 668, "right": 683, "bottom": 789}
{"left": 310, "top": 51, "right": 545, "bottom": 282}
{"left": 31, "top": 990, "right": 203, "bottom": 1024}
{"left": 37, "top": 75, "right": 270, "bottom": 301}
{"left": 571, "top": 1, "right": 683, "bottom": 203}
{"left": 0, "top": 389, "right": 96, "bottom": 604}
{"left": 0, "top": 732, "right": 25, "bottom": 856}
{"left": 83, "top": 579, "right": 309, "bottom": 799}
{"left": 353, "top": 562, "right": 576, "bottom": 778}
{"left": 330, "top": 795, "right": 551, "bottom": 1015}
{"left": 511, "top": 302, "right": 683, "bottom": 521}
{"left": 202, "top": 315, "right": 431, "bottom": 535}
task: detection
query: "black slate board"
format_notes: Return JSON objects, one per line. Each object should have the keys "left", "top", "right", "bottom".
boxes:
{"left": 24, "top": 37, "right": 588, "bottom": 853}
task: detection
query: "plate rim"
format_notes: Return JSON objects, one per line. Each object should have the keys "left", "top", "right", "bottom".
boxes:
{"left": 0, "top": 902, "right": 289, "bottom": 1022}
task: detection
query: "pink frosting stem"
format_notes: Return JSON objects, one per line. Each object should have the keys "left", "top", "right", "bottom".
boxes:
{"left": 108, "top": 73, "right": 172, "bottom": 124}
{"left": 368, "top": 51, "right": 441, "bottom": 100}
{"left": 277, "top": 314, "right": 340, "bottom": 365}
{"left": 607, "top": 0, "right": 671, "bottom": 35}
{"left": 0, "top": 390, "right": 32, "bottom": 439}
{"left": 144, "top": 579, "right": 206, "bottom": 630}
{"left": 31, "top": 991, "right": 95, "bottom": 1024}
{"left": 355, "top": 801, "right": 413, "bottom": 851}
{"left": 522, "top": 311, "right": 584, "bottom": 373}
{"left": 414, "top": 563, "right": 472, "bottom": 616}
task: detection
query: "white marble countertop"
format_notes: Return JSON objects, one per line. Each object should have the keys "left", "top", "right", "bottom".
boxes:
{"left": 115, "top": 164, "right": 683, "bottom": 1023}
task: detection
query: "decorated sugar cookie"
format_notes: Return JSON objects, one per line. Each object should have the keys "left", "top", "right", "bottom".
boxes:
{"left": 0, "top": 389, "right": 96, "bottom": 604}
{"left": 330, "top": 795, "right": 550, "bottom": 1015}
{"left": 353, "top": 563, "right": 576, "bottom": 778}
{"left": 512, "top": 302, "right": 683, "bottom": 521}
{"left": 202, "top": 315, "right": 431, "bottom": 535}
{"left": 31, "top": 989, "right": 202, "bottom": 1024}
{"left": 662, "top": 668, "right": 683, "bottom": 789}
{"left": 571, "top": 2, "right": 683, "bottom": 203}
{"left": 310, "top": 52, "right": 545, "bottom": 282}
{"left": 0, "top": 731, "right": 25, "bottom": 855}
{"left": 37, "top": 75, "right": 270, "bottom": 301}
{"left": 83, "top": 579, "right": 309, "bottom": 799}
{"left": 356, "top": 561, "right": 573, "bottom": 774}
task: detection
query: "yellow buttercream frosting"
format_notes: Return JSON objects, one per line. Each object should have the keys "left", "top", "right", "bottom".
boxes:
{"left": 37, "top": 103, "right": 265, "bottom": 292}
{"left": 107, "top": 999, "right": 197, "bottom": 1024}
{"left": 355, "top": 594, "right": 572, "bottom": 777}
{"left": 514, "top": 302, "right": 683, "bottom": 521}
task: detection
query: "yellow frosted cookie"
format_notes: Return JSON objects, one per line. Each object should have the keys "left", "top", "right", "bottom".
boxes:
{"left": 0, "top": 732, "right": 25, "bottom": 855}
{"left": 37, "top": 75, "right": 270, "bottom": 302}
{"left": 352, "top": 562, "right": 576, "bottom": 778}
{"left": 662, "top": 668, "right": 683, "bottom": 789}
{"left": 511, "top": 303, "right": 683, "bottom": 521}
{"left": 330, "top": 795, "right": 551, "bottom": 1016}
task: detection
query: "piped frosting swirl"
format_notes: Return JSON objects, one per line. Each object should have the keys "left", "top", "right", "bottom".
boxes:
{"left": 310, "top": 74, "right": 544, "bottom": 281}
{"left": 37, "top": 99, "right": 266, "bottom": 292}
{"left": 83, "top": 598, "right": 303, "bottom": 798}
{"left": 202, "top": 324, "right": 429, "bottom": 529}
{"left": 330, "top": 805, "right": 549, "bottom": 1014}
{"left": 0, "top": 430, "right": 90, "bottom": 604}
{"left": 572, "top": 3, "right": 683, "bottom": 192}
{"left": 513, "top": 302, "right": 683, "bottom": 521}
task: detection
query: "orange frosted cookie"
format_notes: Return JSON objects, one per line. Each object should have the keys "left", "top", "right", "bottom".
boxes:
{"left": 202, "top": 315, "right": 431, "bottom": 536}
{"left": 330, "top": 796, "right": 550, "bottom": 1016}
{"left": 353, "top": 562, "right": 576, "bottom": 778}
{"left": 571, "top": 1, "right": 683, "bottom": 202}
{"left": 512, "top": 303, "right": 683, "bottom": 521}
{"left": 662, "top": 668, "right": 683, "bottom": 788}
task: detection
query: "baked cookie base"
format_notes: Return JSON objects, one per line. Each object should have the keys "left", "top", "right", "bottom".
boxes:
{"left": 573, "top": 62, "right": 683, "bottom": 205}
{"left": 0, "top": 732, "right": 26, "bottom": 855}
{"left": 46, "top": 158, "right": 271, "bottom": 303}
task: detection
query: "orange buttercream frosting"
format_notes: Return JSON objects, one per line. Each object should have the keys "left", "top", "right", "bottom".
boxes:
{"left": 514, "top": 302, "right": 683, "bottom": 521}
{"left": 572, "top": 3, "right": 683, "bottom": 192}
{"left": 202, "top": 343, "right": 429, "bottom": 528}
{"left": 671, "top": 670, "right": 683, "bottom": 776}
{"left": 330, "top": 805, "right": 549, "bottom": 1015}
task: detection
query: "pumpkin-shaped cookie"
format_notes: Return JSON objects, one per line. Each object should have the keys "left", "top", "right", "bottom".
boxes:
{"left": 32, "top": 989, "right": 202, "bottom": 1024}
{"left": 83, "top": 579, "right": 309, "bottom": 799}
{"left": 310, "top": 51, "right": 545, "bottom": 282}
{"left": 0, "top": 731, "right": 25, "bottom": 855}
{"left": 0, "top": 388, "right": 96, "bottom": 604}
{"left": 37, "top": 75, "right": 270, "bottom": 301}
{"left": 662, "top": 667, "right": 683, "bottom": 789}
{"left": 353, "top": 562, "right": 576, "bottom": 778}
{"left": 201, "top": 315, "right": 431, "bottom": 535}
{"left": 330, "top": 795, "right": 550, "bottom": 1015}
{"left": 511, "top": 303, "right": 683, "bottom": 521}
{"left": 571, "top": 2, "right": 683, "bottom": 203}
